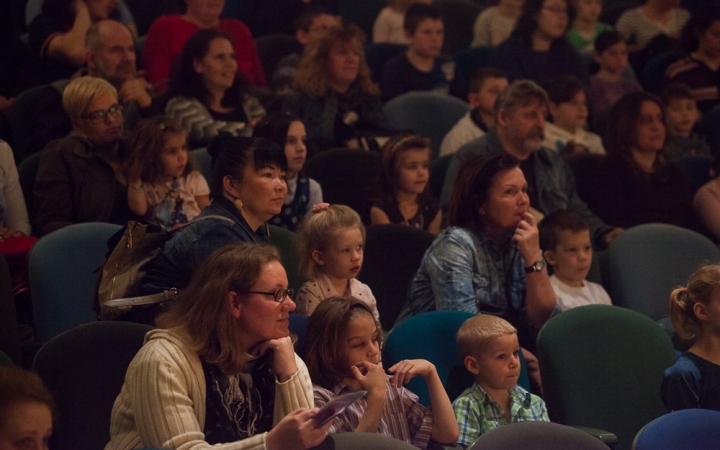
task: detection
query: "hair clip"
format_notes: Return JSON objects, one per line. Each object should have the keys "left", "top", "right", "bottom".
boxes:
{"left": 313, "top": 203, "right": 330, "bottom": 213}
{"left": 682, "top": 287, "right": 688, "bottom": 292}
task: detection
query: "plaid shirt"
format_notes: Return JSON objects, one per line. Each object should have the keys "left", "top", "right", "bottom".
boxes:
{"left": 453, "top": 381, "right": 549, "bottom": 445}
{"left": 313, "top": 377, "right": 434, "bottom": 449}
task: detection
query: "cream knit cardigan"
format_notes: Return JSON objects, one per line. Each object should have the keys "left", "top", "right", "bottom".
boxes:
{"left": 105, "top": 328, "right": 314, "bottom": 450}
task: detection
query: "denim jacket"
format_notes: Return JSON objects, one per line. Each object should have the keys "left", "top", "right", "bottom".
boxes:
{"left": 440, "top": 128, "right": 614, "bottom": 246}
{"left": 139, "top": 197, "right": 268, "bottom": 294}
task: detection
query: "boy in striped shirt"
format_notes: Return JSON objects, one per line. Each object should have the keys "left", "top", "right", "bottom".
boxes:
{"left": 453, "top": 314, "right": 549, "bottom": 446}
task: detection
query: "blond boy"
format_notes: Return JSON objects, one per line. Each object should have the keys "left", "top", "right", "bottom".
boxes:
{"left": 453, "top": 315, "right": 548, "bottom": 447}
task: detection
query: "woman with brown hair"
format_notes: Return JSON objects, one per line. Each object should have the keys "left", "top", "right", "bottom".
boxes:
{"left": 0, "top": 367, "right": 54, "bottom": 449}
{"left": 283, "top": 25, "right": 386, "bottom": 151}
{"left": 107, "top": 242, "right": 330, "bottom": 449}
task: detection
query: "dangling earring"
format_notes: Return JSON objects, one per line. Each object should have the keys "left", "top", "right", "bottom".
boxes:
{"left": 234, "top": 199, "right": 243, "bottom": 211}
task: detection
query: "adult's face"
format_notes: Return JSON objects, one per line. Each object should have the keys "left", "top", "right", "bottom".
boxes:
{"left": 88, "top": 21, "right": 137, "bottom": 86}
{"left": 233, "top": 162, "right": 288, "bottom": 228}
{"left": 297, "top": 14, "right": 341, "bottom": 45}
{"left": 698, "top": 20, "right": 720, "bottom": 59}
{"left": 193, "top": 38, "right": 238, "bottom": 93}
{"left": 74, "top": 90, "right": 124, "bottom": 146}
{"left": 535, "top": 0, "right": 569, "bottom": 41}
{"left": 185, "top": 0, "right": 225, "bottom": 26}
{"left": 234, "top": 260, "right": 296, "bottom": 351}
{"left": 85, "top": 0, "right": 119, "bottom": 21}
{"left": 633, "top": 100, "right": 666, "bottom": 154}
{"left": 0, "top": 401, "right": 52, "bottom": 450}
{"left": 327, "top": 41, "right": 360, "bottom": 90}
{"left": 481, "top": 167, "right": 529, "bottom": 233}
{"left": 497, "top": 98, "right": 547, "bottom": 157}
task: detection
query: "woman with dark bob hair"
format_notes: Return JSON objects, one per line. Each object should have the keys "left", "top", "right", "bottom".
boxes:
{"left": 283, "top": 24, "right": 386, "bottom": 151}
{"left": 588, "top": 91, "right": 695, "bottom": 229}
{"left": 488, "top": 0, "right": 587, "bottom": 84}
{"left": 397, "top": 153, "right": 557, "bottom": 352}
{"left": 165, "top": 29, "right": 266, "bottom": 148}
{"left": 137, "top": 136, "right": 288, "bottom": 317}
{"left": 107, "top": 242, "right": 331, "bottom": 449}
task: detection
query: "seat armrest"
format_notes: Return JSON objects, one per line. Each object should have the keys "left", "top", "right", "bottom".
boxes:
{"left": 572, "top": 426, "right": 618, "bottom": 447}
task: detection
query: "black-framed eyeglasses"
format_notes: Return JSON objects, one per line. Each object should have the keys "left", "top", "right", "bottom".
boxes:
{"left": 81, "top": 104, "right": 123, "bottom": 123}
{"left": 239, "top": 288, "right": 294, "bottom": 303}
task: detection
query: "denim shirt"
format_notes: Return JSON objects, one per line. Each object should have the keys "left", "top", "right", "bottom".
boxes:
{"left": 139, "top": 197, "right": 268, "bottom": 294}
{"left": 439, "top": 128, "right": 614, "bottom": 246}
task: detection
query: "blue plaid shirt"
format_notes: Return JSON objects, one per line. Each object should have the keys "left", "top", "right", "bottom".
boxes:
{"left": 453, "top": 381, "right": 549, "bottom": 445}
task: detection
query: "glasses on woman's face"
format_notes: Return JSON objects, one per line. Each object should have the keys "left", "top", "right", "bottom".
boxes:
{"left": 239, "top": 288, "right": 294, "bottom": 303}
{"left": 81, "top": 104, "right": 123, "bottom": 123}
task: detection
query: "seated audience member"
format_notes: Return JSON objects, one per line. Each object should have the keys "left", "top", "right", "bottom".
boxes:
{"left": 373, "top": 0, "right": 431, "bottom": 44}
{"left": 138, "top": 136, "right": 287, "bottom": 310}
{"left": 305, "top": 297, "right": 459, "bottom": 447}
{"left": 538, "top": 210, "right": 611, "bottom": 311}
{"left": 283, "top": 25, "right": 387, "bottom": 151}
{"left": 371, "top": 135, "right": 442, "bottom": 234}
{"left": 380, "top": 3, "right": 464, "bottom": 102}
{"left": 441, "top": 68, "right": 508, "bottom": 157}
{"left": 28, "top": 0, "right": 125, "bottom": 83}
{"left": 615, "top": 0, "right": 690, "bottom": 53}
{"left": 664, "top": 4, "right": 720, "bottom": 114}
{"left": 542, "top": 76, "right": 605, "bottom": 155}
{"left": 588, "top": 92, "right": 695, "bottom": 229}
{"left": 0, "top": 367, "right": 54, "bottom": 449}
{"left": 488, "top": 0, "right": 588, "bottom": 84}
{"left": 440, "top": 81, "right": 621, "bottom": 248}
{"left": 399, "top": 154, "right": 559, "bottom": 352}
{"left": 22, "top": 20, "right": 157, "bottom": 161}
{"left": 271, "top": 6, "right": 341, "bottom": 94}
{"left": 661, "top": 84, "right": 710, "bottom": 159}
{"left": 693, "top": 156, "right": 720, "bottom": 243}
{"left": 566, "top": 0, "right": 612, "bottom": 53}
{"left": 471, "top": 0, "right": 524, "bottom": 47}
{"left": 165, "top": 29, "right": 266, "bottom": 149}
{"left": 662, "top": 265, "right": 720, "bottom": 412}
{"left": 143, "top": 0, "right": 267, "bottom": 92}
{"left": 589, "top": 31, "right": 643, "bottom": 113}
{"left": 106, "top": 242, "right": 331, "bottom": 449}
{"left": 253, "top": 113, "right": 323, "bottom": 231}
{"left": 34, "top": 76, "right": 135, "bottom": 237}
{"left": 453, "top": 315, "right": 549, "bottom": 445}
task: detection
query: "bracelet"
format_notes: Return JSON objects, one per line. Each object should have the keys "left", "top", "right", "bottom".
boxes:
{"left": 131, "top": 184, "right": 144, "bottom": 191}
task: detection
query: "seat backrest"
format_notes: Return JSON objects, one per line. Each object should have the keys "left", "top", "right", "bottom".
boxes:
{"left": 0, "top": 254, "right": 20, "bottom": 365}
{"left": 632, "top": 409, "right": 720, "bottom": 450}
{"left": 536, "top": 305, "right": 677, "bottom": 450}
{"left": 643, "top": 52, "right": 674, "bottom": 93}
{"left": 365, "top": 43, "right": 408, "bottom": 83}
{"left": 383, "top": 311, "right": 530, "bottom": 406}
{"left": 470, "top": 421, "right": 610, "bottom": 450}
{"left": 602, "top": 224, "right": 720, "bottom": 321}
{"left": 304, "top": 148, "right": 380, "bottom": 222}
{"left": 254, "top": 33, "right": 303, "bottom": 77}
{"left": 190, "top": 147, "right": 212, "bottom": 185}
{"left": 289, "top": 313, "right": 309, "bottom": 360}
{"left": 32, "top": 321, "right": 153, "bottom": 450}
{"left": 312, "top": 432, "right": 419, "bottom": 450}
{"left": 338, "top": 0, "right": 388, "bottom": 39}
{"left": 564, "top": 153, "right": 605, "bottom": 204}
{"left": 7, "top": 84, "right": 48, "bottom": 162}
{"left": 429, "top": 153, "right": 454, "bottom": 200}
{"left": 701, "top": 105, "right": 720, "bottom": 155}
{"left": 16, "top": 150, "right": 41, "bottom": 225}
{"left": 268, "top": 224, "right": 305, "bottom": 294}
{"left": 28, "top": 222, "right": 123, "bottom": 343}
{"left": 433, "top": 0, "right": 483, "bottom": 56}
{"left": 358, "top": 225, "right": 435, "bottom": 330}
{"left": 671, "top": 155, "right": 713, "bottom": 195}
{"left": 454, "top": 46, "right": 495, "bottom": 83}
{"left": 383, "top": 92, "right": 471, "bottom": 159}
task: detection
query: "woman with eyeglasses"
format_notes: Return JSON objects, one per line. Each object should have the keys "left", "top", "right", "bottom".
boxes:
{"left": 107, "top": 242, "right": 331, "bottom": 450}
{"left": 488, "top": 0, "right": 587, "bottom": 84}
{"left": 34, "top": 75, "right": 135, "bottom": 237}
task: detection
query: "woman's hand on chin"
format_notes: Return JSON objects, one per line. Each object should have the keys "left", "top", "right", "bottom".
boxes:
{"left": 512, "top": 212, "right": 542, "bottom": 262}
{"left": 251, "top": 336, "right": 298, "bottom": 382}
{"left": 267, "top": 408, "right": 332, "bottom": 450}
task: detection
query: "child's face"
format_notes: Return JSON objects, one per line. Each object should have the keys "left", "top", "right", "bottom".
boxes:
{"left": 284, "top": 121, "right": 307, "bottom": 176}
{"left": 473, "top": 333, "right": 521, "bottom": 392}
{"left": 594, "top": 41, "right": 628, "bottom": 76}
{"left": 406, "top": 18, "right": 444, "bottom": 59}
{"left": 161, "top": 132, "right": 189, "bottom": 180}
{"left": 574, "top": 0, "right": 601, "bottom": 23}
{"left": 698, "top": 20, "right": 720, "bottom": 59}
{"left": 470, "top": 77, "right": 509, "bottom": 114}
{"left": 345, "top": 313, "right": 381, "bottom": 370}
{"left": 315, "top": 227, "right": 364, "bottom": 281}
{"left": 550, "top": 90, "right": 588, "bottom": 134}
{"left": 395, "top": 147, "right": 430, "bottom": 196}
{"left": 544, "top": 229, "right": 592, "bottom": 287}
{"left": 665, "top": 97, "right": 700, "bottom": 137}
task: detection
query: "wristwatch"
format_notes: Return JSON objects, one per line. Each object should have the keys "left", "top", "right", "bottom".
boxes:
{"left": 524, "top": 260, "right": 546, "bottom": 273}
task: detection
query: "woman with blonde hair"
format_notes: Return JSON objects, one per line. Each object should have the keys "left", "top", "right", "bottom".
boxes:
{"left": 283, "top": 25, "right": 386, "bottom": 151}
{"left": 107, "top": 242, "right": 331, "bottom": 449}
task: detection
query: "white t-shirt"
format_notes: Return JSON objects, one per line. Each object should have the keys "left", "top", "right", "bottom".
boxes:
{"left": 471, "top": 7, "right": 517, "bottom": 47}
{"left": 373, "top": 7, "right": 407, "bottom": 44}
{"left": 550, "top": 274, "right": 612, "bottom": 311}
{"left": 615, "top": 7, "right": 690, "bottom": 49}
{"left": 543, "top": 122, "right": 606, "bottom": 155}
